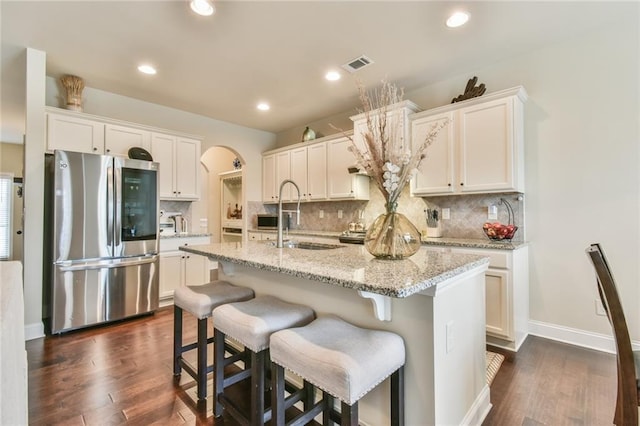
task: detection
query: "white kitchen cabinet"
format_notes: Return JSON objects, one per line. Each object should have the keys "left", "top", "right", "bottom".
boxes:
{"left": 262, "top": 151, "right": 291, "bottom": 203}
{"left": 411, "top": 86, "right": 527, "bottom": 196}
{"left": 151, "top": 133, "right": 201, "bottom": 200}
{"left": 104, "top": 124, "right": 150, "bottom": 157}
{"left": 46, "top": 112, "right": 105, "bottom": 154}
{"left": 290, "top": 143, "right": 327, "bottom": 202}
{"left": 449, "top": 245, "right": 529, "bottom": 352}
{"left": 326, "top": 136, "right": 370, "bottom": 200}
{"left": 159, "top": 236, "right": 211, "bottom": 301}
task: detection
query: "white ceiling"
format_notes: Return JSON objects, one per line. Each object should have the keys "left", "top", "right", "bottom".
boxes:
{"left": 0, "top": 1, "right": 632, "bottom": 142}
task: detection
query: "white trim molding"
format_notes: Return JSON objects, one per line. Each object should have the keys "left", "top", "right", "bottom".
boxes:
{"left": 24, "top": 322, "right": 45, "bottom": 341}
{"left": 528, "top": 319, "right": 640, "bottom": 354}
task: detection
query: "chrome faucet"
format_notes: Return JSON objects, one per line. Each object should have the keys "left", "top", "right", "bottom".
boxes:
{"left": 277, "top": 179, "right": 301, "bottom": 248}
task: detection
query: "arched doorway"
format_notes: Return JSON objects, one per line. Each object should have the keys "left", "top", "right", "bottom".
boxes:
{"left": 197, "top": 146, "right": 245, "bottom": 243}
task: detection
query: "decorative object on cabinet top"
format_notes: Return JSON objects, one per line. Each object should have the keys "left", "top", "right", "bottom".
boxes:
{"left": 60, "top": 74, "right": 85, "bottom": 112}
{"left": 301, "top": 126, "right": 316, "bottom": 142}
{"left": 451, "top": 76, "right": 486, "bottom": 103}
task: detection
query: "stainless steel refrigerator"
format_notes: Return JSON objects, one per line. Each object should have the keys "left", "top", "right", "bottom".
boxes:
{"left": 44, "top": 150, "right": 160, "bottom": 334}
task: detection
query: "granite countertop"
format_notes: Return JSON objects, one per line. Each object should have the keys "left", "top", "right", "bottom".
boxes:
{"left": 160, "top": 232, "right": 212, "bottom": 239}
{"left": 180, "top": 241, "right": 489, "bottom": 298}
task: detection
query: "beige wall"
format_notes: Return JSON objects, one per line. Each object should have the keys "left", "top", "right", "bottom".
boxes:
{"left": 0, "top": 142, "right": 23, "bottom": 176}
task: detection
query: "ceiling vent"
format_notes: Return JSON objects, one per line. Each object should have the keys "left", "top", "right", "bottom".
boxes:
{"left": 341, "top": 55, "right": 374, "bottom": 73}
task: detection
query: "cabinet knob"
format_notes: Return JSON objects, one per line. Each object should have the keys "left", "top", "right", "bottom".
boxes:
{"left": 460, "top": 183, "right": 464, "bottom": 186}
{"left": 448, "top": 183, "right": 452, "bottom": 187}
{"left": 93, "top": 147, "right": 98, "bottom": 152}
{"left": 106, "top": 149, "right": 110, "bottom": 153}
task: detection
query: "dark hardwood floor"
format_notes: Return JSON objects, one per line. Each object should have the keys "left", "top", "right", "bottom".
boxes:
{"left": 27, "top": 306, "right": 618, "bottom": 425}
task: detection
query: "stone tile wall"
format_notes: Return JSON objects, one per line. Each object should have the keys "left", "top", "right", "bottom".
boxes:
{"left": 249, "top": 181, "right": 525, "bottom": 242}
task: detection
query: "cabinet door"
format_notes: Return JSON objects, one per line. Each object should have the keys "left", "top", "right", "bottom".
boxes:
{"left": 105, "top": 124, "right": 150, "bottom": 157}
{"left": 307, "top": 142, "right": 327, "bottom": 200}
{"left": 151, "top": 133, "right": 177, "bottom": 199}
{"left": 262, "top": 154, "right": 276, "bottom": 203}
{"left": 290, "top": 147, "right": 308, "bottom": 200}
{"left": 47, "top": 113, "right": 105, "bottom": 154}
{"left": 183, "top": 253, "right": 209, "bottom": 286}
{"left": 458, "top": 98, "right": 514, "bottom": 192}
{"left": 327, "top": 137, "right": 356, "bottom": 199}
{"left": 159, "top": 252, "right": 183, "bottom": 299}
{"left": 175, "top": 137, "right": 200, "bottom": 200}
{"left": 411, "top": 112, "right": 455, "bottom": 195}
{"left": 248, "top": 232, "right": 262, "bottom": 241}
{"left": 485, "top": 268, "right": 512, "bottom": 340}
{"left": 275, "top": 151, "right": 291, "bottom": 202}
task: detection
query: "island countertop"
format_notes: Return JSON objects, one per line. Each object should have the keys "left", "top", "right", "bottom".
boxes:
{"left": 180, "top": 241, "right": 489, "bottom": 298}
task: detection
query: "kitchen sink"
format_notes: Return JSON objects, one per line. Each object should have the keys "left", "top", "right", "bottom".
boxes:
{"left": 269, "top": 241, "right": 344, "bottom": 250}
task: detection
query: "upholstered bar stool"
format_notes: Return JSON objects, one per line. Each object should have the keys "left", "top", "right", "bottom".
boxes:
{"left": 269, "top": 315, "right": 406, "bottom": 426}
{"left": 211, "top": 295, "right": 315, "bottom": 424}
{"left": 173, "top": 280, "right": 254, "bottom": 401}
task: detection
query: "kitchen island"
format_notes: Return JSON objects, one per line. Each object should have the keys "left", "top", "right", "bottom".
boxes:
{"left": 181, "top": 241, "right": 490, "bottom": 425}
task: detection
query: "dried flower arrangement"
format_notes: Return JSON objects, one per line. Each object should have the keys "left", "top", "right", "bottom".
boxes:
{"left": 341, "top": 79, "right": 449, "bottom": 209}
{"left": 60, "top": 75, "right": 85, "bottom": 112}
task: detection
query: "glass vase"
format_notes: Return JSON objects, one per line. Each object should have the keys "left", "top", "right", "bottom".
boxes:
{"left": 364, "top": 203, "right": 422, "bottom": 260}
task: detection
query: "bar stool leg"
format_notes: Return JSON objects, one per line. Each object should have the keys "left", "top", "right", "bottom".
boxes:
{"left": 323, "top": 392, "right": 334, "bottom": 426}
{"left": 391, "top": 367, "right": 405, "bottom": 426}
{"left": 173, "top": 306, "right": 183, "bottom": 376}
{"left": 303, "top": 380, "right": 314, "bottom": 411}
{"left": 213, "top": 328, "right": 225, "bottom": 417}
{"left": 251, "top": 349, "right": 266, "bottom": 426}
{"left": 196, "top": 318, "right": 208, "bottom": 401}
{"left": 271, "top": 363, "right": 286, "bottom": 425}
{"left": 341, "top": 401, "right": 358, "bottom": 426}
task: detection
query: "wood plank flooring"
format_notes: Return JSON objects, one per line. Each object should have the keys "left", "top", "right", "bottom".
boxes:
{"left": 26, "top": 306, "right": 618, "bottom": 425}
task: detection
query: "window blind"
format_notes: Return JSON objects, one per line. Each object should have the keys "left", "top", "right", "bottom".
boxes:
{"left": 0, "top": 173, "right": 13, "bottom": 260}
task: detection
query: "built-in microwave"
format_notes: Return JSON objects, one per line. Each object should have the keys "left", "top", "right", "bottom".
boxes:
{"left": 257, "top": 214, "right": 289, "bottom": 230}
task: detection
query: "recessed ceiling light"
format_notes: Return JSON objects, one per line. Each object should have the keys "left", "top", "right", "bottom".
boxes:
{"left": 325, "top": 71, "right": 341, "bottom": 81}
{"left": 137, "top": 64, "right": 157, "bottom": 75}
{"left": 257, "top": 103, "right": 270, "bottom": 111}
{"left": 190, "top": 0, "right": 215, "bottom": 16}
{"left": 446, "top": 11, "right": 469, "bottom": 28}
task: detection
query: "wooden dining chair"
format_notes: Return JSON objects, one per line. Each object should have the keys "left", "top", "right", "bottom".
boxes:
{"left": 586, "top": 243, "right": 640, "bottom": 426}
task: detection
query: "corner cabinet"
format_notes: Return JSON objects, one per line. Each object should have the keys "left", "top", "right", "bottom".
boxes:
{"left": 151, "top": 133, "right": 201, "bottom": 200}
{"left": 326, "top": 136, "right": 369, "bottom": 200}
{"left": 411, "top": 86, "right": 527, "bottom": 196}
{"left": 46, "top": 111, "right": 105, "bottom": 154}
{"left": 450, "top": 245, "right": 529, "bottom": 352}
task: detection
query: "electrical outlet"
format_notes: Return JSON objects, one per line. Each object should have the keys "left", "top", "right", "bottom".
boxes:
{"left": 595, "top": 299, "right": 607, "bottom": 316}
{"left": 446, "top": 320, "right": 455, "bottom": 353}
{"left": 337, "top": 210, "right": 343, "bottom": 219}
{"left": 319, "top": 210, "right": 324, "bottom": 219}
{"left": 442, "top": 208, "right": 450, "bottom": 220}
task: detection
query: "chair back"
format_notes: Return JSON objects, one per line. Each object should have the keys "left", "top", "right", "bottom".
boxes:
{"left": 586, "top": 243, "right": 638, "bottom": 426}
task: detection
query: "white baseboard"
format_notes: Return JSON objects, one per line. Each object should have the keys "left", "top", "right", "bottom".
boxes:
{"left": 528, "top": 319, "right": 640, "bottom": 353}
{"left": 24, "top": 322, "right": 44, "bottom": 341}
{"left": 461, "top": 384, "right": 491, "bottom": 426}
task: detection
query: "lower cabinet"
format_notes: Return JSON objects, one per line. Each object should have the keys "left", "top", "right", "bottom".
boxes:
{"left": 159, "top": 236, "right": 211, "bottom": 302}
{"left": 449, "top": 245, "right": 529, "bottom": 352}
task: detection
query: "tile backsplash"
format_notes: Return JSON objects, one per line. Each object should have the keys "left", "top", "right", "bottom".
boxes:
{"left": 250, "top": 181, "right": 525, "bottom": 242}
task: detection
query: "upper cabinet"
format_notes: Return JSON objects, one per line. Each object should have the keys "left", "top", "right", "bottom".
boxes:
{"left": 262, "top": 134, "right": 365, "bottom": 204}
{"left": 151, "top": 133, "right": 201, "bottom": 200}
{"left": 46, "top": 112, "right": 105, "bottom": 154}
{"left": 411, "top": 86, "right": 527, "bottom": 196}
{"left": 104, "top": 124, "right": 150, "bottom": 157}
{"left": 46, "top": 107, "right": 202, "bottom": 201}
{"left": 326, "top": 136, "right": 369, "bottom": 200}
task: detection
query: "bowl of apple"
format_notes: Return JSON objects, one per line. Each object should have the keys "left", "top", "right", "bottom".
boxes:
{"left": 482, "top": 222, "right": 518, "bottom": 241}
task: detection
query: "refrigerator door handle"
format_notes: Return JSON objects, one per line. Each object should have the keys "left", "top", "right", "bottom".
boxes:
{"left": 113, "top": 163, "right": 122, "bottom": 252}
{"left": 107, "top": 165, "right": 114, "bottom": 256}
{"left": 56, "top": 255, "right": 158, "bottom": 272}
